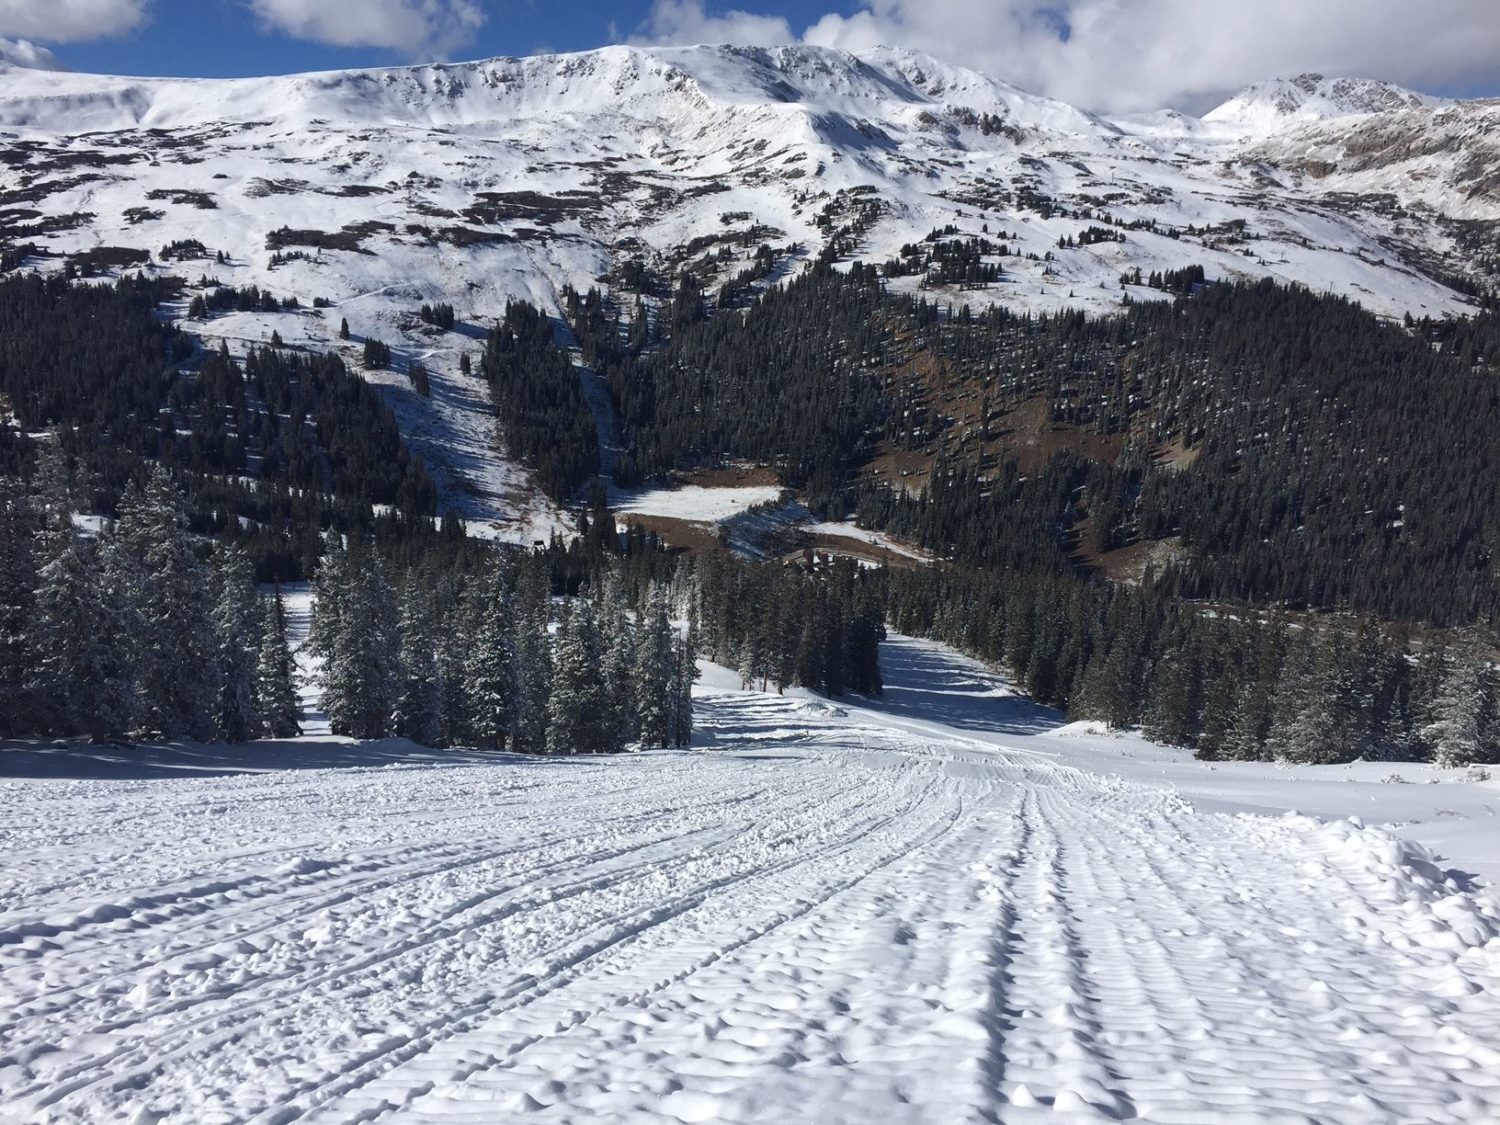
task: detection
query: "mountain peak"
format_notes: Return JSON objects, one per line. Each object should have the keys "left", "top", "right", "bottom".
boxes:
{"left": 1205, "top": 73, "right": 1446, "bottom": 136}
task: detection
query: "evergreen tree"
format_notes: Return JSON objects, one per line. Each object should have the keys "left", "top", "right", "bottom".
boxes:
{"left": 509, "top": 556, "right": 552, "bottom": 753}
{"left": 673, "top": 630, "right": 698, "bottom": 747}
{"left": 393, "top": 577, "right": 441, "bottom": 745}
{"left": 318, "top": 546, "right": 398, "bottom": 739}
{"left": 598, "top": 575, "right": 639, "bottom": 747}
{"left": 1421, "top": 633, "right": 1491, "bottom": 768}
{"left": 464, "top": 568, "right": 514, "bottom": 750}
{"left": 0, "top": 477, "right": 39, "bottom": 733}
{"left": 547, "top": 601, "right": 611, "bottom": 755}
{"left": 32, "top": 529, "right": 135, "bottom": 740}
{"left": 634, "top": 589, "right": 677, "bottom": 748}
{"left": 255, "top": 588, "right": 302, "bottom": 738}
{"left": 210, "top": 545, "right": 263, "bottom": 742}
{"left": 113, "top": 469, "right": 215, "bottom": 740}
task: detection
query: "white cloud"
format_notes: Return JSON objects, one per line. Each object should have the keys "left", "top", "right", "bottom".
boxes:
{"left": 640, "top": 0, "right": 794, "bottom": 49}
{"left": 246, "top": 0, "right": 486, "bottom": 57}
{"left": 641, "top": 0, "right": 1500, "bottom": 114}
{"left": 0, "top": 37, "right": 66, "bottom": 68}
{"left": 0, "top": 0, "right": 148, "bottom": 42}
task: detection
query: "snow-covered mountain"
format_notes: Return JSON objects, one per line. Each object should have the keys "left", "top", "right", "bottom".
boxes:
{"left": 1204, "top": 73, "right": 1448, "bottom": 136}
{"left": 1, "top": 44, "right": 1495, "bottom": 531}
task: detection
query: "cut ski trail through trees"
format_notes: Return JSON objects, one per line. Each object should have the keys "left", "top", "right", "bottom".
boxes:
{"left": 1, "top": 639, "right": 1498, "bottom": 1124}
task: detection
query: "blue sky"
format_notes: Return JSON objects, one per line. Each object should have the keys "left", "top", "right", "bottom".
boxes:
{"left": 4, "top": 0, "right": 1498, "bottom": 115}
{"left": 48, "top": 1, "right": 742, "bottom": 77}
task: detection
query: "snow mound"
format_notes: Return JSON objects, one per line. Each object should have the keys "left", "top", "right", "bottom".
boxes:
{"left": 1292, "top": 813, "right": 1500, "bottom": 957}
{"left": 1047, "top": 719, "right": 1118, "bottom": 739}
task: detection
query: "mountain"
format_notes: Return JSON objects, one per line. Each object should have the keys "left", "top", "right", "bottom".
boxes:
{"left": 1203, "top": 73, "right": 1447, "bottom": 135}
{"left": 1, "top": 45, "right": 1495, "bottom": 532}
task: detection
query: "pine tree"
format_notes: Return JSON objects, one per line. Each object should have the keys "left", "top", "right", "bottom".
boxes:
{"left": 318, "top": 546, "right": 398, "bottom": 740}
{"left": 33, "top": 530, "right": 135, "bottom": 740}
{"left": 393, "top": 577, "right": 441, "bottom": 745}
{"left": 0, "top": 477, "right": 39, "bottom": 734}
{"left": 1421, "top": 633, "right": 1490, "bottom": 768}
{"left": 255, "top": 588, "right": 302, "bottom": 738}
{"left": 596, "top": 573, "right": 638, "bottom": 747}
{"left": 464, "top": 568, "right": 514, "bottom": 750}
{"left": 634, "top": 589, "right": 677, "bottom": 748}
{"left": 210, "top": 545, "right": 263, "bottom": 742}
{"left": 1144, "top": 648, "right": 1196, "bottom": 748}
{"left": 673, "top": 631, "right": 698, "bottom": 747}
{"left": 113, "top": 469, "right": 215, "bottom": 740}
{"left": 509, "top": 556, "right": 552, "bottom": 753}
{"left": 547, "top": 601, "right": 611, "bottom": 755}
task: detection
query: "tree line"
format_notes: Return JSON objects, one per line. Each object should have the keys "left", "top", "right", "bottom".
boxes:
{"left": 563, "top": 262, "right": 1500, "bottom": 629}
{"left": 308, "top": 534, "right": 695, "bottom": 753}
{"left": 0, "top": 462, "right": 300, "bottom": 742}
{"left": 0, "top": 272, "right": 437, "bottom": 583}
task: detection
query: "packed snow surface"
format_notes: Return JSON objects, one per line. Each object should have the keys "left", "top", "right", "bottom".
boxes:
{"left": 611, "top": 484, "right": 785, "bottom": 524}
{"left": 3, "top": 638, "right": 1499, "bottom": 1124}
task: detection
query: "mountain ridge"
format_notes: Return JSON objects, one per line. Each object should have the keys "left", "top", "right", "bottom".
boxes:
{"left": 1, "top": 42, "right": 1495, "bottom": 534}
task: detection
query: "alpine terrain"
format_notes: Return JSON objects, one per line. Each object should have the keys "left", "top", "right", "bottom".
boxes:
{"left": 1, "top": 40, "right": 1499, "bottom": 1125}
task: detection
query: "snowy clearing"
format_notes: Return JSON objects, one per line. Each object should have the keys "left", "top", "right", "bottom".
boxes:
{"left": 2, "top": 638, "right": 1498, "bottom": 1124}
{"left": 611, "top": 485, "right": 786, "bottom": 525}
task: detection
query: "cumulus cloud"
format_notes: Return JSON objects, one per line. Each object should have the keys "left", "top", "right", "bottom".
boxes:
{"left": 640, "top": 0, "right": 794, "bottom": 49}
{"left": 0, "top": 0, "right": 148, "bottom": 42}
{"left": 641, "top": 0, "right": 1500, "bottom": 113}
{"left": 246, "top": 0, "right": 486, "bottom": 57}
{"left": 0, "top": 37, "right": 67, "bottom": 68}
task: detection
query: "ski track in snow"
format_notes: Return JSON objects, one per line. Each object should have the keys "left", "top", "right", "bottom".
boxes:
{"left": 2, "top": 642, "right": 1499, "bottom": 1123}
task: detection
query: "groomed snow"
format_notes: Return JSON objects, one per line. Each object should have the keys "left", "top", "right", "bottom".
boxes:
{"left": 612, "top": 485, "right": 786, "bottom": 524}
{"left": 2, "top": 637, "right": 1498, "bottom": 1123}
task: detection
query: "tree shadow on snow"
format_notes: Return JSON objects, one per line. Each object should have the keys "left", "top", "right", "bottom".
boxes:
{"left": 0, "top": 738, "right": 569, "bottom": 780}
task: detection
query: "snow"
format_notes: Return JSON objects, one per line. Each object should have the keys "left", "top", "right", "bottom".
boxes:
{"left": 1204, "top": 73, "right": 1448, "bottom": 138}
{"left": 612, "top": 484, "right": 785, "bottom": 524}
{"left": 2, "top": 635, "right": 1498, "bottom": 1123}
{"left": 804, "top": 519, "right": 932, "bottom": 561}
{"left": 0, "top": 44, "right": 1488, "bottom": 537}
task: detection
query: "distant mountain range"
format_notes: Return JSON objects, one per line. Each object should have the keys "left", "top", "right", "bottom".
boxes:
{"left": 2, "top": 43, "right": 1495, "bottom": 526}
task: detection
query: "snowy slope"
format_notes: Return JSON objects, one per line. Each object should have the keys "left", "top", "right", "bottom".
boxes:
{"left": 1204, "top": 73, "right": 1448, "bottom": 136}
{"left": 1, "top": 45, "right": 1495, "bottom": 527}
{"left": 1, "top": 636, "right": 1497, "bottom": 1123}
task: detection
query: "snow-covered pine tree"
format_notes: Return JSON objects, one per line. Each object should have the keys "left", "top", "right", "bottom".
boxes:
{"left": 1265, "top": 628, "right": 1346, "bottom": 764}
{"left": 596, "top": 573, "right": 638, "bottom": 748}
{"left": 1143, "top": 647, "right": 1196, "bottom": 747}
{"left": 1264, "top": 630, "right": 1318, "bottom": 763}
{"left": 319, "top": 546, "right": 398, "bottom": 740}
{"left": 509, "top": 556, "right": 552, "bottom": 754}
{"left": 0, "top": 476, "right": 40, "bottom": 734}
{"left": 209, "top": 545, "right": 263, "bottom": 742}
{"left": 1421, "top": 633, "right": 1491, "bottom": 768}
{"left": 112, "top": 469, "right": 215, "bottom": 740}
{"left": 393, "top": 576, "right": 441, "bottom": 746}
{"left": 307, "top": 531, "right": 350, "bottom": 668}
{"left": 672, "top": 630, "right": 697, "bottom": 748}
{"left": 33, "top": 529, "right": 135, "bottom": 740}
{"left": 463, "top": 567, "right": 514, "bottom": 750}
{"left": 634, "top": 589, "right": 677, "bottom": 748}
{"left": 1222, "top": 683, "right": 1268, "bottom": 762}
{"left": 255, "top": 588, "right": 302, "bottom": 738}
{"left": 546, "top": 600, "right": 610, "bottom": 755}
{"left": 432, "top": 585, "right": 469, "bottom": 749}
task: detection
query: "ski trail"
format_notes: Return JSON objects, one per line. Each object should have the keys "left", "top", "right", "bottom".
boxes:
{"left": 1, "top": 662, "right": 1498, "bottom": 1123}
